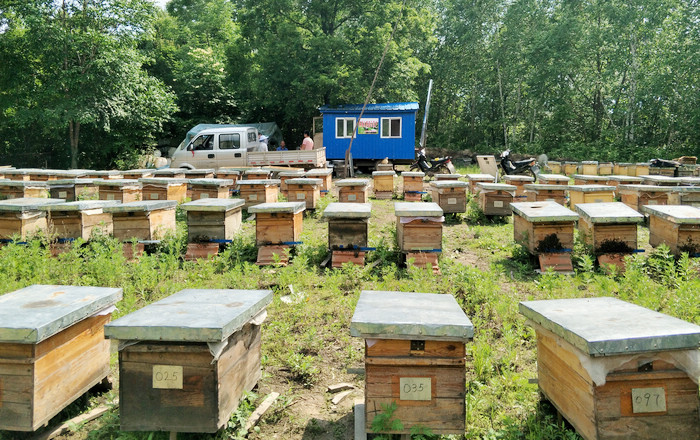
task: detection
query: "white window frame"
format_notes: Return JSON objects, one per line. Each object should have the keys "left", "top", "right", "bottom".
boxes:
{"left": 336, "top": 117, "right": 356, "bottom": 139}
{"left": 381, "top": 117, "right": 402, "bottom": 138}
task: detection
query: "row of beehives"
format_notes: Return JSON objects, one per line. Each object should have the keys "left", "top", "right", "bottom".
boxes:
{"left": 1, "top": 284, "right": 698, "bottom": 439}
{"left": 543, "top": 160, "right": 700, "bottom": 177}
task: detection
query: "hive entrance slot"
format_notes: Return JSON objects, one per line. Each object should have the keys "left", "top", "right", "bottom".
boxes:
{"left": 410, "top": 340, "right": 425, "bottom": 352}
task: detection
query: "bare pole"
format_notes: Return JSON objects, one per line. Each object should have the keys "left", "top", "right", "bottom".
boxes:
{"left": 419, "top": 79, "right": 433, "bottom": 150}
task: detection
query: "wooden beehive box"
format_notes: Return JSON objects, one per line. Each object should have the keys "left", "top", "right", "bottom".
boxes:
{"left": 575, "top": 202, "right": 644, "bottom": 253}
{"left": 243, "top": 168, "right": 272, "bottom": 180}
{"left": 350, "top": 290, "right": 473, "bottom": 435}
{"left": 395, "top": 202, "right": 444, "bottom": 252}
{"left": 3, "top": 169, "right": 38, "bottom": 181}
{"left": 563, "top": 162, "right": 579, "bottom": 176}
{"left": 613, "top": 163, "right": 632, "bottom": 176}
{"left": 152, "top": 168, "right": 187, "bottom": 179}
{"left": 668, "top": 186, "right": 700, "bottom": 207}
{"left": 680, "top": 177, "right": 700, "bottom": 186}
{"left": 546, "top": 161, "right": 561, "bottom": 174}
{"left": 122, "top": 169, "right": 155, "bottom": 180}
{"left": 618, "top": 184, "right": 673, "bottom": 212}
{"left": 430, "top": 181, "right": 468, "bottom": 213}
{"left": 598, "top": 162, "right": 614, "bottom": 175}
{"left": 181, "top": 198, "right": 244, "bottom": 242}
{"left": 138, "top": 178, "right": 188, "bottom": 203}
{"left": 567, "top": 185, "right": 615, "bottom": 210}
{"left": 503, "top": 175, "right": 535, "bottom": 199}
{"left": 0, "top": 180, "right": 49, "bottom": 199}
{"left": 189, "top": 178, "right": 233, "bottom": 201}
{"left": 537, "top": 174, "right": 570, "bottom": 185}
{"left": 644, "top": 205, "right": 700, "bottom": 256}
{"left": 0, "top": 284, "right": 122, "bottom": 431}
{"left": 183, "top": 168, "right": 215, "bottom": 179}
{"left": 47, "top": 179, "right": 99, "bottom": 201}
{"left": 305, "top": 168, "right": 333, "bottom": 196}
{"left": 519, "top": 297, "right": 700, "bottom": 440}
{"left": 524, "top": 184, "right": 568, "bottom": 205}
{"left": 641, "top": 175, "right": 683, "bottom": 187}
{"left": 285, "top": 178, "right": 322, "bottom": 209}
{"left": 476, "top": 182, "right": 516, "bottom": 216}
{"left": 337, "top": 178, "right": 371, "bottom": 203}
{"left": 43, "top": 200, "right": 118, "bottom": 240}
{"left": 95, "top": 179, "right": 142, "bottom": 203}
{"left": 24, "top": 169, "right": 62, "bottom": 181}
{"left": 0, "top": 198, "right": 65, "bottom": 240}
{"left": 86, "top": 170, "right": 123, "bottom": 180}
{"left": 434, "top": 173, "right": 464, "bottom": 181}
{"left": 635, "top": 162, "right": 651, "bottom": 176}
{"left": 236, "top": 179, "right": 280, "bottom": 208}
{"left": 104, "top": 200, "right": 177, "bottom": 241}
{"left": 648, "top": 166, "right": 677, "bottom": 177}
{"left": 605, "top": 175, "right": 643, "bottom": 195}
{"left": 580, "top": 161, "right": 598, "bottom": 175}
{"left": 104, "top": 289, "right": 272, "bottom": 433}
{"left": 278, "top": 170, "right": 306, "bottom": 194}
{"left": 215, "top": 168, "right": 241, "bottom": 183}
{"left": 574, "top": 174, "right": 610, "bottom": 185}
{"left": 401, "top": 171, "right": 425, "bottom": 192}
{"left": 511, "top": 201, "right": 578, "bottom": 255}
{"left": 248, "top": 202, "right": 305, "bottom": 246}
{"left": 372, "top": 171, "right": 396, "bottom": 199}
{"left": 322, "top": 202, "right": 371, "bottom": 251}
{"left": 465, "top": 174, "right": 496, "bottom": 194}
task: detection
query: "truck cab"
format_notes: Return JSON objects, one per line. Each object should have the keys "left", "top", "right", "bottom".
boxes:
{"left": 170, "top": 127, "right": 261, "bottom": 169}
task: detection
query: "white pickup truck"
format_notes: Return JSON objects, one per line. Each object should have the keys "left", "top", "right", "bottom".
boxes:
{"left": 170, "top": 126, "right": 326, "bottom": 170}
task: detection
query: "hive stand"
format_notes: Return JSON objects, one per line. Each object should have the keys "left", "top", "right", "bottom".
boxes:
{"left": 394, "top": 202, "right": 444, "bottom": 273}
{"left": 617, "top": 184, "right": 674, "bottom": 212}
{"left": 0, "top": 197, "right": 65, "bottom": 241}
{"left": 350, "top": 291, "right": 473, "bottom": 436}
{"left": 188, "top": 178, "right": 234, "bottom": 201}
{"left": 41, "top": 200, "right": 118, "bottom": 252}
{"left": 580, "top": 161, "right": 599, "bottom": 175}
{"left": 465, "top": 173, "right": 496, "bottom": 194}
{"left": 511, "top": 201, "right": 579, "bottom": 273}
{"left": 0, "top": 180, "right": 49, "bottom": 199}
{"left": 400, "top": 171, "right": 426, "bottom": 201}
{"left": 575, "top": 202, "right": 644, "bottom": 271}
{"left": 519, "top": 297, "right": 700, "bottom": 440}
{"left": 0, "top": 285, "right": 122, "bottom": 431}
{"left": 95, "top": 179, "right": 142, "bottom": 203}
{"left": 476, "top": 182, "right": 517, "bottom": 216}
{"left": 152, "top": 168, "right": 187, "bottom": 179}
{"left": 337, "top": 178, "right": 371, "bottom": 203}
{"left": 47, "top": 178, "right": 99, "bottom": 201}
{"left": 104, "top": 289, "right": 272, "bottom": 434}
{"left": 523, "top": 184, "right": 568, "bottom": 205}
{"left": 322, "top": 202, "right": 372, "bottom": 267}
{"left": 104, "top": 200, "right": 177, "bottom": 257}
{"left": 567, "top": 185, "right": 615, "bottom": 210}
{"left": 372, "top": 171, "right": 396, "bottom": 200}
{"left": 643, "top": 205, "right": 700, "bottom": 257}
{"left": 236, "top": 179, "right": 280, "bottom": 208}
{"left": 537, "top": 174, "right": 570, "bottom": 185}
{"left": 305, "top": 168, "right": 333, "bottom": 197}
{"left": 430, "top": 181, "right": 468, "bottom": 213}
{"left": 138, "top": 178, "right": 189, "bottom": 203}
{"left": 668, "top": 186, "right": 700, "bottom": 208}
{"left": 122, "top": 169, "right": 155, "bottom": 179}
{"left": 278, "top": 170, "right": 306, "bottom": 195}
{"left": 248, "top": 202, "right": 305, "bottom": 265}
{"left": 573, "top": 174, "right": 610, "bottom": 186}
{"left": 503, "top": 175, "right": 535, "bottom": 200}
{"left": 180, "top": 198, "right": 245, "bottom": 260}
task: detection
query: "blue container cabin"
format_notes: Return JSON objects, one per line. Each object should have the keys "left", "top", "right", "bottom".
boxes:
{"left": 319, "top": 103, "right": 419, "bottom": 167}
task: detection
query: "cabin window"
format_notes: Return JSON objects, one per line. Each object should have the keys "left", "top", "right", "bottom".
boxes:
{"left": 248, "top": 131, "right": 257, "bottom": 143}
{"left": 219, "top": 133, "right": 241, "bottom": 150}
{"left": 336, "top": 117, "right": 356, "bottom": 138}
{"left": 381, "top": 117, "right": 402, "bottom": 138}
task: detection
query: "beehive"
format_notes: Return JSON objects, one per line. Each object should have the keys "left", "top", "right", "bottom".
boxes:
{"left": 236, "top": 179, "right": 280, "bottom": 208}
{"left": 563, "top": 162, "right": 579, "bottom": 176}
{"left": 0, "top": 284, "right": 122, "bottom": 431}
{"left": 648, "top": 165, "right": 677, "bottom": 177}
{"left": 122, "top": 169, "right": 155, "bottom": 180}
{"left": 614, "top": 163, "right": 633, "bottom": 176}
{"left": 430, "top": 181, "right": 468, "bottom": 213}
{"left": 285, "top": 178, "right": 322, "bottom": 209}
{"left": 573, "top": 174, "right": 610, "bottom": 186}
{"left": 503, "top": 175, "right": 535, "bottom": 199}
{"left": 180, "top": 198, "right": 245, "bottom": 243}
{"left": 336, "top": 178, "right": 371, "bottom": 203}
{"left": 243, "top": 168, "right": 272, "bottom": 180}
{"left": 537, "top": 173, "right": 570, "bottom": 185}
{"left": 511, "top": 201, "right": 578, "bottom": 255}
{"left": 523, "top": 184, "right": 568, "bottom": 205}
{"left": 434, "top": 173, "right": 464, "bottom": 181}
{"left": 597, "top": 162, "right": 614, "bottom": 175}
{"left": 104, "top": 200, "right": 177, "bottom": 241}
{"left": 617, "top": 185, "right": 673, "bottom": 212}
{"left": 635, "top": 162, "right": 651, "bottom": 176}
{"left": 546, "top": 161, "right": 562, "bottom": 174}
{"left": 641, "top": 175, "right": 683, "bottom": 187}
{"left": 322, "top": 202, "right": 372, "bottom": 266}
{"left": 215, "top": 168, "right": 241, "bottom": 183}
{"left": 643, "top": 205, "right": 700, "bottom": 256}
{"left": 567, "top": 185, "right": 615, "bottom": 210}
{"left": 351, "top": 290, "right": 473, "bottom": 435}
{"left": 278, "top": 170, "right": 306, "bottom": 194}
{"left": 189, "top": 178, "right": 234, "bottom": 201}
{"left": 42, "top": 200, "right": 118, "bottom": 240}
{"left": 465, "top": 174, "right": 496, "bottom": 194}
{"left": 372, "top": 171, "right": 396, "bottom": 199}
{"left": 520, "top": 297, "right": 700, "bottom": 440}
{"left": 580, "top": 161, "right": 598, "bottom": 175}
{"left": 138, "top": 178, "right": 188, "bottom": 203}
{"left": 47, "top": 179, "right": 99, "bottom": 201}
{"left": 401, "top": 171, "right": 425, "bottom": 201}
{"left": 605, "top": 175, "right": 644, "bottom": 197}
{"left": 86, "top": 170, "right": 123, "bottom": 180}
{"left": 23, "top": 169, "right": 64, "bottom": 181}
{"left": 575, "top": 202, "right": 644, "bottom": 267}
{"left": 248, "top": 202, "right": 305, "bottom": 246}
{"left": 395, "top": 202, "right": 443, "bottom": 253}
{"left": 668, "top": 186, "right": 700, "bottom": 207}
{"left": 3, "top": 169, "right": 40, "bottom": 181}
{"left": 152, "top": 168, "right": 187, "bottom": 179}
{"left": 183, "top": 168, "right": 216, "bottom": 179}
{"left": 0, "top": 198, "right": 65, "bottom": 240}
{"left": 95, "top": 179, "right": 142, "bottom": 203}
{"left": 305, "top": 168, "right": 333, "bottom": 196}
{"left": 104, "top": 289, "right": 272, "bottom": 433}
{"left": 476, "top": 182, "right": 516, "bottom": 216}
{"left": 0, "top": 180, "right": 49, "bottom": 199}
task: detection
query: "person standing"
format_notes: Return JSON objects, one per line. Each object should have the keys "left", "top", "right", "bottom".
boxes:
{"left": 300, "top": 130, "right": 314, "bottom": 150}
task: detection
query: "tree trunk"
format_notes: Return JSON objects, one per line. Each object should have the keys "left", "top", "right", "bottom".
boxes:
{"left": 496, "top": 61, "right": 508, "bottom": 148}
{"left": 69, "top": 120, "right": 80, "bottom": 169}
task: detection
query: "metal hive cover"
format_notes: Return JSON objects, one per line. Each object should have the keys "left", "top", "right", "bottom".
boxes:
{"left": 93, "top": 179, "right": 141, "bottom": 187}
{"left": 607, "top": 175, "right": 643, "bottom": 182}
{"left": 322, "top": 202, "right": 372, "bottom": 219}
{"left": 431, "top": 181, "right": 468, "bottom": 188}
{"left": 465, "top": 174, "right": 496, "bottom": 181}
{"left": 189, "top": 178, "right": 234, "bottom": 187}
{"left": 138, "top": 178, "right": 189, "bottom": 185}
{"left": 286, "top": 178, "right": 323, "bottom": 186}
{"left": 335, "top": 178, "right": 370, "bottom": 187}
{"left": 248, "top": 201, "right": 305, "bottom": 214}
{"left": 400, "top": 172, "right": 425, "bottom": 177}
{"left": 237, "top": 179, "right": 280, "bottom": 186}
{"left": 510, "top": 201, "right": 578, "bottom": 222}
{"left": 617, "top": 184, "right": 675, "bottom": 193}
{"left": 568, "top": 185, "right": 615, "bottom": 192}
{"left": 642, "top": 205, "right": 700, "bottom": 224}
{"left": 305, "top": 168, "right": 333, "bottom": 176}
{"left": 523, "top": 184, "right": 569, "bottom": 191}
{"left": 0, "top": 180, "right": 48, "bottom": 188}
{"left": 180, "top": 198, "right": 245, "bottom": 212}
{"left": 504, "top": 175, "right": 535, "bottom": 182}
{"left": 476, "top": 182, "right": 517, "bottom": 191}
{"left": 575, "top": 202, "right": 644, "bottom": 224}
{"left": 537, "top": 174, "right": 570, "bottom": 182}
{"left": 42, "top": 200, "right": 121, "bottom": 212}
{"left": 394, "top": 202, "right": 443, "bottom": 217}
{"left": 103, "top": 200, "right": 177, "bottom": 213}
{"left": 0, "top": 197, "right": 66, "bottom": 212}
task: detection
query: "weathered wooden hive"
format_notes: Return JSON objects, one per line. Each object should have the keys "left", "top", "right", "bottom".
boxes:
{"left": 434, "top": 173, "right": 464, "bottom": 181}
{"left": 181, "top": 198, "right": 244, "bottom": 243}
{"left": 465, "top": 173, "right": 496, "bottom": 194}
{"left": 476, "top": 182, "right": 517, "bottom": 216}
{"left": 644, "top": 205, "right": 700, "bottom": 256}
{"left": 372, "top": 170, "right": 396, "bottom": 199}
{"left": 641, "top": 175, "right": 683, "bottom": 187}
{"left": 104, "top": 289, "right": 272, "bottom": 433}
{"left": 121, "top": 169, "right": 155, "bottom": 180}
{"left": 152, "top": 168, "right": 187, "bottom": 179}
{"left": 395, "top": 202, "right": 443, "bottom": 271}
{"left": 104, "top": 200, "right": 177, "bottom": 241}
{"left": 0, "top": 284, "right": 122, "bottom": 431}
{"left": 236, "top": 179, "right": 280, "bottom": 208}
{"left": 215, "top": 168, "right": 241, "bottom": 183}
{"left": 285, "top": 178, "right": 322, "bottom": 209}
{"left": 618, "top": 184, "right": 674, "bottom": 212}
{"left": 336, "top": 178, "right": 371, "bottom": 203}
{"left": 322, "top": 202, "right": 372, "bottom": 267}
{"left": 350, "top": 290, "right": 474, "bottom": 435}
{"left": 277, "top": 169, "right": 306, "bottom": 195}
{"left": 546, "top": 161, "right": 562, "bottom": 174}
{"left": 524, "top": 184, "right": 568, "bottom": 205}
{"left": 573, "top": 174, "right": 610, "bottom": 186}
{"left": 597, "top": 162, "right": 614, "bottom": 175}
{"left": 605, "top": 175, "right": 643, "bottom": 196}
{"left": 47, "top": 178, "right": 99, "bottom": 201}
{"left": 138, "top": 178, "right": 189, "bottom": 203}
{"left": 183, "top": 168, "right": 215, "bottom": 179}
{"left": 401, "top": 171, "right": 425, "bottom": 201}
{"left": 95, "top": 179, "right": 142, "bottom": 203}
{"left": 42, "top": 200, "right": 118, "bottom": 241}
{"left": 0, "top": 198, "right": 65, "bottom": 240}
{"left": 430, "top": 180, "right": 468, "bottom": 213}
{"left": 0, "top": 180, "right": 49, "bottom": 199}
{"left": 86, "top": 170, "right": 123, "bottom": 180}
{"left": 248, "top": 202, "right": 305, "bottom": 265}
{"left": 188, "top": 178, "right": 234, "bottom": 201}
{"left": 563, "top": 162, "right": 579, "bottom": 176}
{"left": 537, "top": 173, "right": 570, "bottom": 185}
{"left": 668, "top": 186, "right": 700, "bottom": 207}
{"left": 520, "top": 297, "right": 700, "bottom": 440}
{"left": 567, "top": 185, "right": 615, "bottom": 210}
{"left": 305, "top": 168, "right": 333, "bottom": 196}
{"left": 503, "top": 174, "right": 535, "bottom": 199}
{"left": 243, "top": 168, "right": 272, "bottom": 180}
{"left": 635, "top": 162, "right": 651, "bottom": 176}
{"left": 580, "top": 161, "right": 599, "bottom": 175}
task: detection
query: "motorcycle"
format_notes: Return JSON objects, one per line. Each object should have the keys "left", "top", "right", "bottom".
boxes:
{"left": 410, "top": 148, "right": 456, "bottom": 176}
{"left": 499, "top": 149, "right": 539, "bottom": 180}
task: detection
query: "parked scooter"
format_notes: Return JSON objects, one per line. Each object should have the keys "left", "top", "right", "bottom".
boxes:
{"left": 499, "top": 149, "right": 539, "bottom": 180}
{"left": 410, "top": 148, "right": 456, "bottom": 176}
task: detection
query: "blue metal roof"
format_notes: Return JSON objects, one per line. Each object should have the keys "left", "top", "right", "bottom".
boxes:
{"left": 319, "top": 102, "right": 419, "bottom": 113}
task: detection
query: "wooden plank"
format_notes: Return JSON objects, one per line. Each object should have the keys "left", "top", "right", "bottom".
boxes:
{"left": 366, "top": 339, "right": 465, "bottom": 358}
{"left": 329, "top": 220, "right": 368, "bottom": 249}
{"left": 365, "top": 397, "right": 464, "bottom": 434}
{"left": 244, "top": 392, "right": 279, "bottom": 431}
{"left": 365, "top": 364, "right": 465, "bottom": 399}
{"left": 397, "top": 221, "right": 442, "bottom": 251}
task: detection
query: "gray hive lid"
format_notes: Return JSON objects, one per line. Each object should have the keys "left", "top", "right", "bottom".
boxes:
{"left": 680, "top": 177, "right": 700, "bottom": 185}
{"left": 104, "top": 289, "right": 272, "bottom": 343}
{"left": 671, "top": 186, "right": 700, "bottom": 193}
{"left": 568, "top": 184, "right": 615, "bottom": 192}
{"left": 372, "top": 170, "right": 396, "bottom": 176}
{"left": 642, "top": 205, "right": 700, "bottom": 224}
{"left": 94, "top": 179, "right": 141, "bottom": 188}
{"left": 152, "top": 168, "right": 186, "bottom": 176}
{"left": 537, "top": 173, "right": 570, "bottom": 182}
{"left": 41, "top": 200, "right": 121, "bottom": 212}
{"left": 322, "top": 202, "right": 372, "bottom": 219}
{"left": 336, "top": 178, "right": 370, "bottom": 187}
{"left": 642, "top": 175, "right": 683, "bottom": 186}
{"left": 0, "top": 180, "right": 48, "bottom": 188}
{"left": 510, "top": 201, "right": 578, "bottom": 222}
{"left": 278, "top": 170, "right": 306, "bottom": 177}
{"left": 573, "top": 174, "right": 606, "bottom": 181}
{"left": 476, "top": 182, "right": 517, "bottom": 192}
{"left": 48, "top": 178, "right": 96, "bottom": 186}
{"left": 305, "top": 168, "right": 333, "bottom": 177}
{"left": 189, "top": 178, "right": 234, "bottom": 187}
{"left": 617, "top": 184, "right": 675, "bottom": 193}
{"left": 430, "top": 180, "right": 468, "bottom": 188}
{"left": 519, "top": 297, "right": 700, "bottom": 356}
{"left": 465, "top": 174, "right": 496, "bottom": 181}
{"left": 248, "top": 201, "right": 305, "bottom": 214}
{"left": 0, "top": 198, "right": 66, "bottom": 212}
{"left": 394, "top": 201, "right": 443, "bottom": 217}
{"left": 244, "top": 168, "right": 271, "bottom": 175}
{"left": 51, "top": 169, "right": 91, "bottom": 178}
{"left": 581, "top": 161, "right": 598, "bottom": 165}
{"left": 180, "top": 198, "right": 245, "bottom": 212}
{"left": 286, "top": 178, "right": 323, "bottom": 186}
{"left": 237, "top": 179, "right": 280, "bottom": 186}
{"left": 183, "top": 168, "right": 215, "bottom": 175}
{"left": 350, "top": 291, "right": 473, "bottom": 341}
{"left": 216, "top": 168, "right": 242, "bottom": 175}
{"left": 400, "top": 171, "right": 425, "bottom": 178}
{"left": 617, "top": 163, "right": 633, "bottom": 166}
{"left": 575, "top": 202, "right": 644, "bottom": 224}
{"left": 504, "top": 175, "right": 535, "bottom": 182}
{"left": 139, "top": 178, "right": 189, "bottom": 185}
{"left": 636, "top": 162, "right": 651, "bottom": 166}
{"left": 607, "top": 175, "right": 644, "bottom": 182}
{"left": 434, "top": 173, "right": 464, "bottom": 179}
{"left": 90, "top": 170, "right": 123, "bottom": 177}
{"left": 4, "top": 168, "right": 42, "bottom": 176}
{"left": 0, "top": 284, "right": 123, "bottom": 344}
{"left": 523, "top": 184, "right": 569, "bottom": 191}
{"left": 123, "top": 168, "right": 155, "bottom": 175}
{"left": 103, "top": 200, "right": 177, "bottom": 213}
